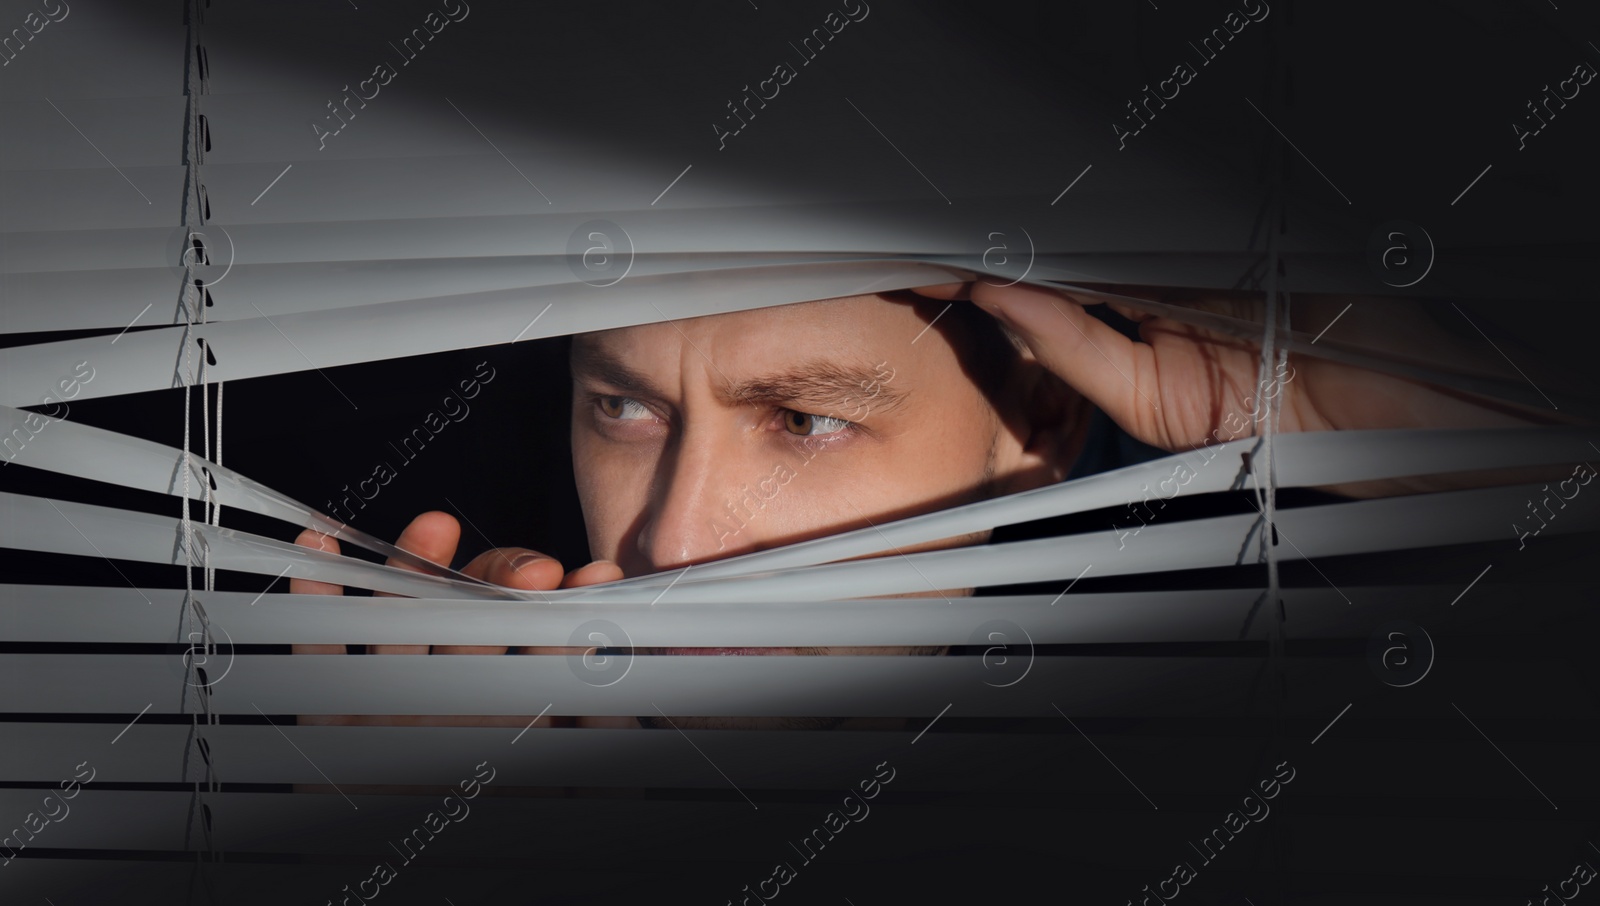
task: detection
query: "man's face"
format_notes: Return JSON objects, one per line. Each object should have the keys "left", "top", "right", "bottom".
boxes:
{"left": 570, "top": 293, "right": 1029, "bottom": 583}
{"left": 567, "top": 291, "right": 1077, "bottom": 730}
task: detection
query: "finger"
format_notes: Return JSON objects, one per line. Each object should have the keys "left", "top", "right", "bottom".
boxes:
{"left": 510, "top": 559, "right": 625, "bottom": 726}
{"left": 463, "top": 547, "right": 567, "bottom": 591}
{"left": 433, "top": 546, "right": 567, "bottom": 655}
{"left": 968, "top": 282, "right": 1163, "bottom": 443}
{"left": 1104, "top": 299, "right": 1152, "bottom": 323}
{"left": 561, "top": 559, "right": 624, "bottom": 589}
{"left": 380, "top": 510, "right": 462, "bottom": 580}
{"left": 371, "top": 511, "right": 462, "bottom": 655}
{"left": 512, "top": 559, "right": 624, "bottom": 658}
{"left": 479, "top": 552, "right": 604, "bottom": 728}
{"left": 288, "top": 529, "right": 344, "bottom": 596}
{"left": 290, "top": 529, "right": 346, "bottom": 656}
{"left": 906, "top": 280, "right": 973, "bottom": 301}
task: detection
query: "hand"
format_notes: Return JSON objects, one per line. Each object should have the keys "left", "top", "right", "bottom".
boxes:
{"left": 290, "top": 510, "right": 623, "bottom": 728}
{"left": 913, "top": 281, "right": 1554, "bottom": 454}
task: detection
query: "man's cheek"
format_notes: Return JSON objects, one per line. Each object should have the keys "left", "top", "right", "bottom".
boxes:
{"left": 573, "top": 458, "right": 653, "bottom": 565}
{"left": 579, "top": 499, "right": 629, "bottom": 564}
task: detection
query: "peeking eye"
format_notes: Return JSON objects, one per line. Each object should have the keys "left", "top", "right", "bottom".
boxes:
{"left": 782, "top": 410, "right": 854, "bottom": 437}
{"left": 597, "top": 395, "right": 652, "bottom": 420}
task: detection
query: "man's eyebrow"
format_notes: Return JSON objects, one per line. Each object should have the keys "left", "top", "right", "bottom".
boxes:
{"left": 570, "top": 343, "right": 666, "bottom": 399}
{"left": 725, "top": 362, "right": 906, "bottom": 417}
{"left": 572, "top": 343, "right": 905, "bottom": 417}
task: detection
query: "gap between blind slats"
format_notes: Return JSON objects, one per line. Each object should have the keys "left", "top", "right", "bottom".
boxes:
{"left": 4, "top": 478, "right": 1594, "bottom": 601}
{"left": 2, "top": 256, "right": 1567, "bottom": 419}
{"left": 596, "top": 427, "right": 1594, "bottom": 589}
{"left": 538, "top": 481, "right": 1600, "bottom": 603}
{"left": 0, "top": 490, "right": 514, "bottom": 600}
{"left": 6, "top": 405, "right": 1581, "bottom": 587}
{"left": 7, "top": 480, "right": 1591, "bottom": 602}
{"left": 0, "top": 402, "right": 510, "bottom": 588}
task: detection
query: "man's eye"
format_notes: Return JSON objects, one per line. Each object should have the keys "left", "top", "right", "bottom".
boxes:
{"left": 597, "top": 396, "right": 652, "bottom": 420}
{"left": 782, "top": 410, "right": 853, "bottom": 437}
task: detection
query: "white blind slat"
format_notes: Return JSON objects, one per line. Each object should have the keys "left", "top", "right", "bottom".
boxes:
{"left": 3, "top": 652, "right": 1264, "bottom": 716}
{"left": 0, "top": 587, "right": 1270, "bottom": 646}
{"left": 0, "top": 260, "right": 958, "bottom": 405}
{"left": 0, "top": 727, "right": 1249, "bottom": 790}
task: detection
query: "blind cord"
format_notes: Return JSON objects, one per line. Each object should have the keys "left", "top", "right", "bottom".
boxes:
{"left": 176, "top": 1, "right": 220, "bottom": 899}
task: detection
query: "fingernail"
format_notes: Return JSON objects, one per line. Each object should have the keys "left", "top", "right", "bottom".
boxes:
{"left": 510, "top": 552, "right": 548, "bottom": 571}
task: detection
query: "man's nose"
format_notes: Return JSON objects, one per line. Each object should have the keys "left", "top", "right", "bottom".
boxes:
{"left": 634, "top": 437, "right": 777, "bottom": 573}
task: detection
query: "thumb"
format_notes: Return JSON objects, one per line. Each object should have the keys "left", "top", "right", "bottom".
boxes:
{"left": 561, "top": 559, "right": 625, "bottom": 588}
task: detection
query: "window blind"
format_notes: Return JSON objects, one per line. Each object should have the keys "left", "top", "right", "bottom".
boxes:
{"left": 3, "top": 2, "right": 1596, "bottom": 905}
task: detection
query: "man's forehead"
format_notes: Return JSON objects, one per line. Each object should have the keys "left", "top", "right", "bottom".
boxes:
{"left": 569, "top": 296, "right": 923, "bottom": 411}
{"left": 570, "top": 294, "right": 923, "bottom": 365}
